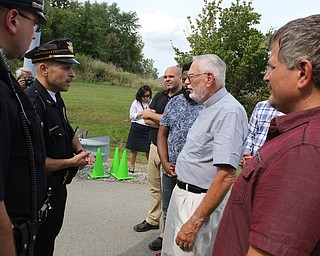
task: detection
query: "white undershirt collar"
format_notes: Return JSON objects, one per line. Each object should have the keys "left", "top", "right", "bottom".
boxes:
{"left": 47, "top": 90, "right": 57, "bottom": 102}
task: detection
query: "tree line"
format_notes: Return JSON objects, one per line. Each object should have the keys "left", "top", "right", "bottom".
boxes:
{"left": 40, "top": 0, "right": 271, "bottom": 114}
{"left": 174, "top": 0, "right": 272, "bottom": 114}
{"left": 41, "top": 0, "right": 158, "bottom": 78}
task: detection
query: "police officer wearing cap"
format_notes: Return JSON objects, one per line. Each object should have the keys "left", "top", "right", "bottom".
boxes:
{"left": 25, "top": 38, "right": 95, "bottom": 256}
{"left": 0, "top": 0, "right": 47, "bottom": 255}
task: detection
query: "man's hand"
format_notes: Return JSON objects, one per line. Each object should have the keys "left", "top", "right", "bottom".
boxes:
{"left": 142, "top": 108, "right": 160, "bottom": 128}
{"left": 45, "top": 151, "right": 95, "bottom": 173}
{"left": 17, "top": 78, "right": 27, "bottom": 89}
{"left": 73, "top": 151, "right": 94, "bottom": 167}
{"left": 240, "top": 152, "right": 253, "bottom": 167}
{"left": 144, "top": 118, "right": 159, "bottom": 128}
{"left": 175, "top": 165, "right": 236, "bottom": 252}
{"left": 175, "top": 217, "right": 200, "bottom": 251}
{"left": 0, "top": 201, "right": 16, "bottom": 256}
{"left": 141, "top": 107, "right": 155, "bottom": 119}
{"left": 84, "top": 151, "right": 95, "bottom": 165}
{"left": 247, "top": 245, "right": 272, "bottom": 256}
{"left": 162, "top": 162, "right": 176, "bottom": 177}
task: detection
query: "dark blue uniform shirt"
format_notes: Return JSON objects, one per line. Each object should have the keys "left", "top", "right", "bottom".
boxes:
{"left": 0, "top": 74, "right": 46, "bottom": 217}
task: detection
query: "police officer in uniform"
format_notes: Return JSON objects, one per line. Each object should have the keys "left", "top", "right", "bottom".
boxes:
{"left": 25, "top": 39, "right": 95, "bottom": 256}
{"left": 0, "top": 0, "right": 47, "bottom": 255}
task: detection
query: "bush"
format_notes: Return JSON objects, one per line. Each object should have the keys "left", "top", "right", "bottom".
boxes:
{"left": 73, "top": 53, "right": 162, "bottom": 91}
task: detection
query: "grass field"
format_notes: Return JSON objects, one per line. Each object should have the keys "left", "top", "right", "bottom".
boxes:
{"left": 63, "top": 81, "right": 158, "bottom": 164}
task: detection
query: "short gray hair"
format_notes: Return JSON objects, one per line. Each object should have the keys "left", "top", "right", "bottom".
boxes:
{"left": 269, "top": 14, "right": 320, "bottom": 87}
{"left": 16, "top": 67, "right": 33, "bottom": 79}
{"left": 193, "top": 54, "right": 227, "bottom": 87}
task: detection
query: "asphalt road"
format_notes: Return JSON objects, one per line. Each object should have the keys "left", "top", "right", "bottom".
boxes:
{"left": 54, "top": 177, "right": 161, "bottom": 256}
{"left": 54, "top": 175, "right": 214, "bottom": 256}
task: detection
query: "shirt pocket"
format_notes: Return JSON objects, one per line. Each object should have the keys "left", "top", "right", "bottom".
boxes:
{"left": 47, "top": 125, "right": 68, "bottom": 147}
{"left": 231, "top": 159, "right": 256, "bottom": 205}
{"left": 49, "top": 125, "right": 66, "bottom": 137}
{"left": 184, "top": 132, "right": 207, "bottom": 158}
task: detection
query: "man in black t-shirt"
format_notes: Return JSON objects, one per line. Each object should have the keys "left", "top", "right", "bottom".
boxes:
{"left": 133, "top": 66, "right": 183, "bottom": 252}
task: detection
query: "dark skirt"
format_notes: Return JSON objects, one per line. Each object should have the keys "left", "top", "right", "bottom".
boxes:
{"left": 126, "top": 122, "right": 151, "bottom": 153}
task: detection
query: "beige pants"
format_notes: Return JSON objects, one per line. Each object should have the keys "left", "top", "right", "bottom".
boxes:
{"left": 162, "top": 185, "right": 229, "bottom": 256}
{"left": 146, "top": 143, "right": 163, "bottom": 234}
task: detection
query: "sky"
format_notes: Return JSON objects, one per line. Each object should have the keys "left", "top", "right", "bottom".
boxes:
{"left": 108, "top": 0, "right": 320, "bottom": 76}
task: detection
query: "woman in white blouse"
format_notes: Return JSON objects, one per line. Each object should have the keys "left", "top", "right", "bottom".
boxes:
{"left": 126, "top": 85, "right": 152, "bottom": 173}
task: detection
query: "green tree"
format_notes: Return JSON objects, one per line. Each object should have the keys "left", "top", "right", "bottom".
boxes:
{"left": 140, "top": 58, "right": 158, "bottom": 79}
{"left": 107, "top": 3, "right": 144, "bottom": 73}
{"left": 73, "top": 1, "right": 112, "bottom": 61}
{"left": 174, "top": 0, "right": 270, "bottom": 114}
{"left": 49, "top": 0, "right": 70, "bottom": 8}
{"left": 41, "top": 0, "right": 158, "bottom": 77}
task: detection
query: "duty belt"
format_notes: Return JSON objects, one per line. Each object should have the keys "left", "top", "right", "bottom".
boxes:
{"left": 49, "top": 172, "right": 68, "bottom": 187}
{"left": 177, "top": 180, "right": 207, "bottom": 194}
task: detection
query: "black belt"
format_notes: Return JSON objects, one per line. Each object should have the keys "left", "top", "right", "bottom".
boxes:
{"left": 177, "top": 180, "right": 207, "bottom": 194}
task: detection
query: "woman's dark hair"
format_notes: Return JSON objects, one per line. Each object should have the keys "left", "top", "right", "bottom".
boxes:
{"left": 136, "top": 85, "right": 152, "bottom": 102}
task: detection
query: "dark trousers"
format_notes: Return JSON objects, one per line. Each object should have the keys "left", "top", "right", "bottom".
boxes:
{"left": 162, "top": 172, "right": 177, "bottom": 229}
{"left": 34, "top": 184, "right": 67, "bottom": 256}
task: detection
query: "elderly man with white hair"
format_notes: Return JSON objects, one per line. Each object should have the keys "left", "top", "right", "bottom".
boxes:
{"left": 162, "top": 54, "right": 248, "bottom": 256}
{"left": 16, "top": 66, "right": 34, "bottom": 89}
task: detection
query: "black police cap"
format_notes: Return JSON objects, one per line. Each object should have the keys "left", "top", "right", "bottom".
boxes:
{"left": 25, "top": 38, "right": 80, "bottom": 65}
{"left": 0, "top": 0, "right": 46, "bottom": 25}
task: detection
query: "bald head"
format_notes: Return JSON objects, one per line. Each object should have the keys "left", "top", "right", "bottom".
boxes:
{"left": 164, "top": 66, "right": 181, "bottom": 76}
{"left": 163, "top": 66, "right": 182, "bottom": 95}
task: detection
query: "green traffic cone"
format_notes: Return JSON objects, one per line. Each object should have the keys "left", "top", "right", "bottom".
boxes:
{"left": 109, "top": 147, "right": 120, "bottom": 175}
{"left": 89, "top": 148, "right": 109, "bottom": 178}
{"left": 113, "top": 150, "right": 133, "bottom": 180}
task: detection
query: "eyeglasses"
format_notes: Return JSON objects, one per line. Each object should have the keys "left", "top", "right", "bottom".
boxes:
{"left": 187, "top": 73, "right": 207, "bottom": 82}
{"left": 142, "top": 94, "right": 151, "bottom": 98}
{"left": 18, "top": 11, "right": 43, "bottom": 32}
{"left": 163, "top": 75, "right": 175, "bottom": 79}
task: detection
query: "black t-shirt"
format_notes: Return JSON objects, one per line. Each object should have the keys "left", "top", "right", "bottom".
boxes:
{"left": 149, "top": 89, "right": 183, "bottom": 145}
{"left": 0, "top": 75, "right": 46, "bottom": 217}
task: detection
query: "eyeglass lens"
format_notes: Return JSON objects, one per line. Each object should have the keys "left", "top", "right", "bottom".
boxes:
{"left": 18, "top": 11, "right": 43, "bottom": 32}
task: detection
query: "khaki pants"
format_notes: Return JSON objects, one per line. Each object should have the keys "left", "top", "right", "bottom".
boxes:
{"left": 146, "top": 143, "right": 163, "bottom": 234}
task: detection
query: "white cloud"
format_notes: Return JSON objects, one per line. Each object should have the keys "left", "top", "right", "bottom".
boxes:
{"left": 139, "top": 11, "right": 190, "bottom": 49}
{"left": 137, "top": 10, "right": 192, "bottom": 74}
{"left": 98, "top": 0, "right": 320, "bottom": 76}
